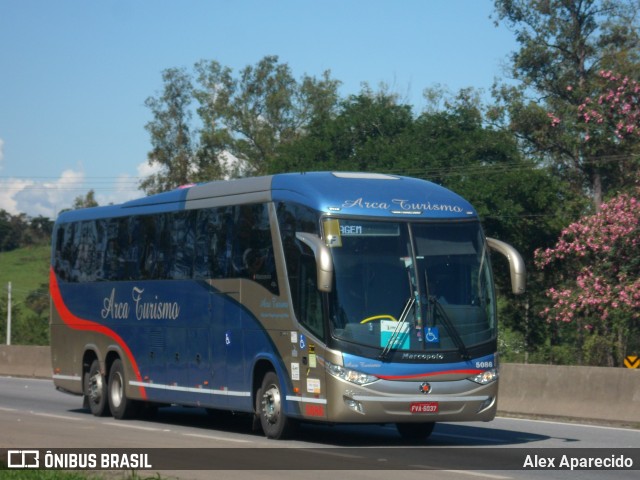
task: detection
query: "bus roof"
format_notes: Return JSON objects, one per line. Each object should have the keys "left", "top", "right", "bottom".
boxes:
{"left": 55, "top": 172, "right": 478, "bottom": 223}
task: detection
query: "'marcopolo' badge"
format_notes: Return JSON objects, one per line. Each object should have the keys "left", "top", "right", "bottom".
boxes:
{"left": 419, "top": 382, "right": 431, "bottom": 394}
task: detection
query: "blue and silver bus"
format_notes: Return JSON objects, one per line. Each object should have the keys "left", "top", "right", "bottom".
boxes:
{"left": 50, "top": 172, "right": 525, "bottom": 440}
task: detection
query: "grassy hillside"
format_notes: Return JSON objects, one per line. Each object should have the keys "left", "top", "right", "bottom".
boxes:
{"left": 0, "top": 244, "right": 50, "bottom": 306}
{"left": 0, "top": 244, "right": 51, "bottom": 344}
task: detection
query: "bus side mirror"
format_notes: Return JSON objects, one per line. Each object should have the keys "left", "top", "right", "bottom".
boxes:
{"left": 486, "top": 237, "right": 526, "bottom": 295}
{"left": 295, "top": 232, "right": 334, "bottom": 292}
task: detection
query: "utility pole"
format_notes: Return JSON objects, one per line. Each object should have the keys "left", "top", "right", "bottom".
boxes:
{"left": 7, "top": 281, "right": 11, "bottom": 345}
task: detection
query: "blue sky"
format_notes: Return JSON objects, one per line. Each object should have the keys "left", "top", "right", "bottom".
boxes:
{"left": 0, "top": 0, "right": 517, "bottom": 219}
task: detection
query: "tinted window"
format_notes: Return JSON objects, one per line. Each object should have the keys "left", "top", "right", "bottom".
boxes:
{"left": 277, "top": 202, "right": 323, "bottom": 339}
{"left": 53, "top": 204, "right": 279, "bottom": 296}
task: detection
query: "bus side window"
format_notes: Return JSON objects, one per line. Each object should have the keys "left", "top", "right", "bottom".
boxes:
{"left": 297, "top": 241, "right": 324, "bottom": 340}
{"left": 139, "top": 215, "right": 158, "bottom": 280}
{"left": 195, "top": 208, "right": 224, "bottom": 280}
{"left": 230, "top": 204, "right": 279, "bottom": 294}
{"left": 277, "top": 202, "right": 324, "bottom": 340}
{"left": 103, "top": 237, "right": 122, "bottom": 280}
{"left": 54, "top": 224, "right": 72, "bottom": 281}
{"left": 122, "top": 217, "right": 141, "bottom": 280}
{"left": 203, "top": 206, "right": 233, "bottom": 279}
{"left": 171, "top": 211, "right": 194, "bottom": 280}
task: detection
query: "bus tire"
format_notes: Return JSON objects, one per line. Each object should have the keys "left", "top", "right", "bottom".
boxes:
{"left": 84, "top": 359, "right": 109, "bottom": 417}
{"left": 107, "top": 359, "right": 138, "bottom": 420}
{"left": 396, "top": 422, "right": 435, "bottom": 441}
{"left": 257, "top": 371, "right": 297, "bottom": 439}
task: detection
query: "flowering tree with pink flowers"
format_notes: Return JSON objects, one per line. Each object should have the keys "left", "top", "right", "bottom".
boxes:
{"left": 547, "top": 70, "right": 640, "bottom": 212}
{"left": 540, "top": 70, "right": 640, "bottom": 365}
{"left": 534, "top": 190, "right": 640, "bottom": 365}
{"left": 577, "top": 71, "right": 640, "bottom": 142}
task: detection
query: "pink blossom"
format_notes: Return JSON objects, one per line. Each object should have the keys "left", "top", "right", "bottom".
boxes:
{"left": 536, "top": 188, "right": 640, "bottom": 327}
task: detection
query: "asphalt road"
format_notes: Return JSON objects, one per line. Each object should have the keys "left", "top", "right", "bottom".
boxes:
{"left": 1, "top": 376, "right": 638, "bottom": 480}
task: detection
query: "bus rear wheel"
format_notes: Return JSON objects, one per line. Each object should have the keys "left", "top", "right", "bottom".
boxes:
{"left": 84, "top": 359, "right": 109, "bottom": 417}
{"left": 257, "top": 371, "right": 297, "bottom": 439}
{"left": 396, "top": 422, "right": 435, "bottom": 441}
{"left": 107, "top": 359, "right": 139, "bottom": 419}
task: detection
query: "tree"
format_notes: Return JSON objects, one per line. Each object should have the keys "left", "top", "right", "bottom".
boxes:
{"left": 271, "top": 89, "right": 414, "bottom": 173}
{"left": 534, "top": 189, "right": 640, "bottom": 366}
{"left": 493, "top": 0, "right": 640, "bottom": 211}
{"left": 142, "top": 67, "right": 196, "bottom": 194}
{"left": 0, "top": 211, "right": 28, "bottom": 251}
{"left": 141, "top": 56, "right": 341, "bottom": 194}
{"left": 553, "top": 69, "right": 640, "bottom": 200}
{"left": 72, "top": 189, "right": 99, "bottom": 209}
{"left": 30, "top": 216, "right": 53, "bottom": 239}
{"left": 576, "top": 69, "right": 640, "bottom": 143}
{"left": 194, "top": 55, "right": 340, "bottom": 177}
{"left": 537, "top": 69, "right": 640, "bottom": 366}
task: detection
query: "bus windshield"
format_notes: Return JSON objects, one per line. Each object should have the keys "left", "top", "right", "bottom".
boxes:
{"left": 326, "top": 218, "right": 496, "bottom": 355}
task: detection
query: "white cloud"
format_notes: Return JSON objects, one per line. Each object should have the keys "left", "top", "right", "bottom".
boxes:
{"left": 137, "top": 159, "right": 162, "bottom": 178}
{"left": 0, "top": 160, "right": 168, "bottom": 219}
{"left": 0, "top": 177, "right": 33, "bottom": 215}
{"left": 11, "top": 169, "right": 86, "bottom": 218}
{"left": 95, "top": 173, "right": 143, "bottom": 207}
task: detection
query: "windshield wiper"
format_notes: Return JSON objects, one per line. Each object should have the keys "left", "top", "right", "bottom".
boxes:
{"left": 379, "top": 297, "right": 415, "bottom": 360}
{"left": 429, "top": 296, "right": 470, "bottom": 360}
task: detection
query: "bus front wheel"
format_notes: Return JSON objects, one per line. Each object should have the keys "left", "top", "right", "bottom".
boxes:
{"left": 257, "top": 371, "right": 297, "bottom": 439}
{"left": 107, "top": 359, "right": 138, "bottom": 420}
{"left": 84, "top": 359, "right": 109, "bottom": 417}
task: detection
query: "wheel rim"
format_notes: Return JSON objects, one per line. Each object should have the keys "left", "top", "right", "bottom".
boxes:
{"left": 109, "top": 371, "right": 124, "bottom": 409}
{"left": 262, "top": 384, "right": 281, "bottom": 425}
{"left": 88, "top": 372, "right": 103, "bottom": 406}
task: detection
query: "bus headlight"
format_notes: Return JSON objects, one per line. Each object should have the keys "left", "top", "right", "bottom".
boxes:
{"left": 469, "top": 368, "right": 498, "bottom": 385}
{"left": 326, "top": 361, "right": 378, "bottom": 385}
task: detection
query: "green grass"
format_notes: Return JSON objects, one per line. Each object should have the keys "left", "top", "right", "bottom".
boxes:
{"left": 0, "top": 244, "right": 50, "bottom": 307}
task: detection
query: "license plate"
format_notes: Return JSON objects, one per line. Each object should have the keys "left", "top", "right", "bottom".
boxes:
{"left": 410, "top": 402, "right": 439, "bottom": 413}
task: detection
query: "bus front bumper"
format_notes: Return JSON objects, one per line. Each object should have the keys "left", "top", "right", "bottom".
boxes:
{"left": 325, "top": 377, "right": 498, "bottom": 424}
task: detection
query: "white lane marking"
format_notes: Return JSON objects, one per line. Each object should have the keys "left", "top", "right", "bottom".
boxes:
{"left": 1, "top": 376, "right": 53, "bottom": 383}
{"left": 308, "top": 449, "right": 363, "bottom": 460}
{"left": 103, "top": 421, "right": 170, "bottom": 432}
{"left": 432, "top": 432, "right": 505, "bottom": 443}
{"left": 30, "top": 412, "right": 82, "bottom": 421}
{"left": 496, "top": 416, "right": 640, "bottom": 433}
{"left": 409, "top": 466, "right": 511, "bottom": 479}
{"left": 441, "top": 471, "right": 511, "bottom": 479}
{"left": 182, "top": 433, "right": 251, "bottom": 443}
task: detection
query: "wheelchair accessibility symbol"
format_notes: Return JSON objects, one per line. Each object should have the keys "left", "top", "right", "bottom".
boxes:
{"left": 425, "top": 327, "right": 439, "bottom": 343}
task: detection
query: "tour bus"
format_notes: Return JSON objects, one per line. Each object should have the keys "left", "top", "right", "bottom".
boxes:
{"left": 50, "top": 172, "right": 525, "bottom": 440}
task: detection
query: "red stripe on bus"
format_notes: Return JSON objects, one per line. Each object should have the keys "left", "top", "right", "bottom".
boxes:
{"left": 376, "top": 369, "right": 484, "bottom": 380}
{"left": 49, "top": 267, "right": 147, "bottom": 400}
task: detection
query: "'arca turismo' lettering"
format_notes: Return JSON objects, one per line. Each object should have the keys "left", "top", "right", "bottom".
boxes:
{"left": 132, "top": 287, "right": 180, "bottom": 321}
{"left": 341, "top": 197, "right": 463, "bottom": 213}
{"left": 392, "top": 199, "right": 463, "bottom": 213}
{"left": 101, "top": 288, "right": 129, "bottom": 319}
{"left": 342, "top": 198, "right": 390, "bottom": 209}
{"left": 101, "top": 287, "right": 180, "bottom": 321}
